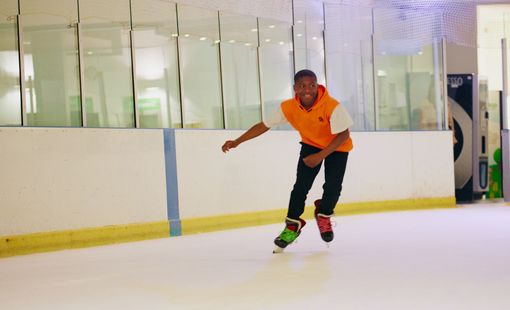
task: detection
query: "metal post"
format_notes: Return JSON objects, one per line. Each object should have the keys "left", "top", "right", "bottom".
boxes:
{"left": 217, "top": 11, "right": 226, "bottom": 129}
{"left": 432, "top": 37, "right": 442, "bottom": 130}
{"left": 291, "top": 0, "right": 297, "bottom": 74}
{"left": 128, "top": 0, "right": 139, "bottom": 128}
{"left": 322, "top": 2, "right": 328, "bottom": 88}
{"left": 16, "top": 15, "right": 27, "bottom": 126}
{"left": 501, "top": 38, "right": 510, "bottom": 201}
{"left": 76, "top": 22, "right": 87, "bottom": 127}
{"left": 129, "top": 30, "right": 139, "bottom": 128}
{"left": 441, "top": 37, "right": 449, "bottom": 131}
{"left": 175, "top": 4, "right": 185, "bottom": 128}
{"left": 502, "top": 39, "right": 508, "bottom": 130}
{"left": 371, "top": 34, "right": 378, "bottom": 131}
{"left": 256, "top": 17, "right": 265, "bottom": 123}
{"left": 371, "top": 8, "right": 378, "bottom": 130}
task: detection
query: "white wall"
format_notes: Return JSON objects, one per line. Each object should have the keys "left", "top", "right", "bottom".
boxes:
{"left": 175, "top": 130, "right": 455, "bottom": 219}
{"left": 0, "top": 128, "right": 168, "bottom": 236}
{"left": 0, "top": 128, "right": 454, "bottom": 237}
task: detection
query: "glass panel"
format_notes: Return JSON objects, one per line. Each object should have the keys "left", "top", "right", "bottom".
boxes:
{"left": 477, "top": 7, "right": 509, "bottom": 197}
{"left": 0, "top": 1, "right": 20, "bottom": 126}
{"left": 131, "top": 0, "right": 180, "bottom": 128}
{"left": 178, "top": 4, "right": 223, "bottom": 129}
{"left": 477, "top": 6, "right": 508, "bottom": 92}
{"left": 487, "top": 90, "right": 502, "bottom": 198}
{"left": 324, "top": 4, "right": 374, "bottom": 131}
{"left": 409, "top": 41, "right": 445, "bottom": 131}
{"left": 21, "top": 0, "right": 81, "bottom": 126}
{"left": 374, "top": 41, "right": 444, "bottom": 131}
{"left": 293, "top": 0, "right": 325, "bottom": 85}
{"left": 506, "top": 14, "right": 510, "bottom": 130}
{"left": 373, "top": 8, "right": 445, "bottom": 131}
{"left": 434, "top": 38, "right": 447, "bottom": 130}
{"left": 80, "top": 0, "right": 134, "bottom": 128}
{"left": 258, "top": 18, "right": 293, "bottom": 127}
{"left": 219, "top": 12, "right": 261, "bottom": 129}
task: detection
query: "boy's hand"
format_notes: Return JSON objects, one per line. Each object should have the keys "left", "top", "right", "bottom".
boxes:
{"left": 222, "top": 140, "right": 239, "bottom": 153}
{"left": 303, "top": 153, "right": 323, "bottom": 168}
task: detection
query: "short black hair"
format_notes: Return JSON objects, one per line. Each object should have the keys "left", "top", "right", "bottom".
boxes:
{"left": 294, "top": 69, "right": 317, "bottom": 83}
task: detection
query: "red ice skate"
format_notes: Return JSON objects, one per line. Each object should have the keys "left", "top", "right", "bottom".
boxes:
{"left": 314, "top": 199, "right": 334, "bottom": 243}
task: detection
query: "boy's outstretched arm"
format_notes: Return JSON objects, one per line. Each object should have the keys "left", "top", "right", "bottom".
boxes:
{"left": 222, "top": 122, "right": 270, "bottom": 153}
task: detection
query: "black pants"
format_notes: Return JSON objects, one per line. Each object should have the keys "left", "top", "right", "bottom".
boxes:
{"left": 287, "top": 143, "right": 349, "bottom": 220}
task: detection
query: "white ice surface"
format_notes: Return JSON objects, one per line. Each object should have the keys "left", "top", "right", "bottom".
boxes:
{"left": 1, "top": 203, "right": 510, "bottom": 310}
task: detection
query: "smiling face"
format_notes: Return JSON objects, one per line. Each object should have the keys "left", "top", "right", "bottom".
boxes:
{"left": 294, "top": 75, "right": 318, "bottom": 109}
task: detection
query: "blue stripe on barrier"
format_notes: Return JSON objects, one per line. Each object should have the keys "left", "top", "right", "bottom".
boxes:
{"left": 163, "top": 129, "right": 181, "bottom": 236}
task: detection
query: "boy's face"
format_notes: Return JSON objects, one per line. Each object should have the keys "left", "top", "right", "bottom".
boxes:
{"left": 294, "top": 76, "right": 318, "bottom": 108}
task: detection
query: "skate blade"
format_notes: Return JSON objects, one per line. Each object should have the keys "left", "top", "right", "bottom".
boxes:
{"left": 272, "top": 246, "right": 284, "bottom": 254}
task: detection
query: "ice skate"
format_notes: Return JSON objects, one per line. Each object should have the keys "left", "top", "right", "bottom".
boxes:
{"left": 273, "top": 217, "right": 306, "bottom": 253}
{"left": 314, "top": 199, "right": 334, "bottom": 244}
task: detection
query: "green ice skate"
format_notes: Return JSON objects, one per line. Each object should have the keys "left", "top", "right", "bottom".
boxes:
{"left": 273, "top": 217, "right": 306, "bottom": 253}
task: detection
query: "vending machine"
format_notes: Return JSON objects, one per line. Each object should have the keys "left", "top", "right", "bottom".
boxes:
{"left": 448, "top": 74, "right": 489, "bottom": 202}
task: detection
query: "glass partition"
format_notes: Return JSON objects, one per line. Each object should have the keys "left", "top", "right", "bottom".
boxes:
{"left": 293, "top": 0, "right": 325, "bottom": 85}
{"left": 131, "top": 0, "right": 181, "bottom": 128}
{"left": 219, "top": 12, "right": 261, "bottom": 129}
{"left": 0, "top": 0, "right": 20, "bottom": 126}
{"left": 79, "top": 0, "right": 134, "bottom": 128}
{"left": 21, "top": 0, "right": 81, "bottom": 126}
{"left": 177, "top": 4, "right": 223, "bottom": 129}
{"left": 258, "top": 18, "right": 293, "bottom": 126}
{"left": 324, "top": 4, "right": 375, "bottom": 131}
{"left": 374, "top": 41, "right": 445, "bottom": 131}
{"left": 373, "top": 7, "right": 445, "bottom": 131}
{"left": 503, "top": 35, "right": 510, "bottom": 201}
{"left": 0, "top": 1, "right": 452, "bottom": 131}
{"left": 505, "top": 15, "right": 510, "bottom": 130}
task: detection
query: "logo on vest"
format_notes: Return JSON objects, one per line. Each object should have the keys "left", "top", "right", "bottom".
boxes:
{"left": 318, "top": 116, "right": 324, "bottom": 122}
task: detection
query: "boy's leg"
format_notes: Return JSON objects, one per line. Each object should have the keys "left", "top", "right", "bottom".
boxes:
{"left": 287, "top": 143, "right": 322, "bottom": 220}
{"left": 319, "top": 152, "right": 349, "bottom": 215}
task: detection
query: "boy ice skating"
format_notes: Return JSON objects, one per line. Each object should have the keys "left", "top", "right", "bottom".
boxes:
{"left": 221, "top": 69, "right": 353, "bottom": 252}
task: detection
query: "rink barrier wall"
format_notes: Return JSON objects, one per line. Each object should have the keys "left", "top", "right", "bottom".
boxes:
{"left": 0, "top": 127, "right": 169, "bottom": 238}
{"left": 173, "top": 130, "right": 456, "bottom": 220}
{"left": 180, "top": 197, "right": 456, "bottom": 234}
{"left": 0, "top": 221, "right": 169, "bottom": 258}
{"left": 0, "top": 197, "right": 455, "bottom": 257}
{"left": 0, "top": 128, "right": 456, "bottom": 258}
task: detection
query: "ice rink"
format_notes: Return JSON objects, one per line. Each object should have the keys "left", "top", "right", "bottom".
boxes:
{"left": 2, "top": 202, "right": 510, "bottom": 310}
